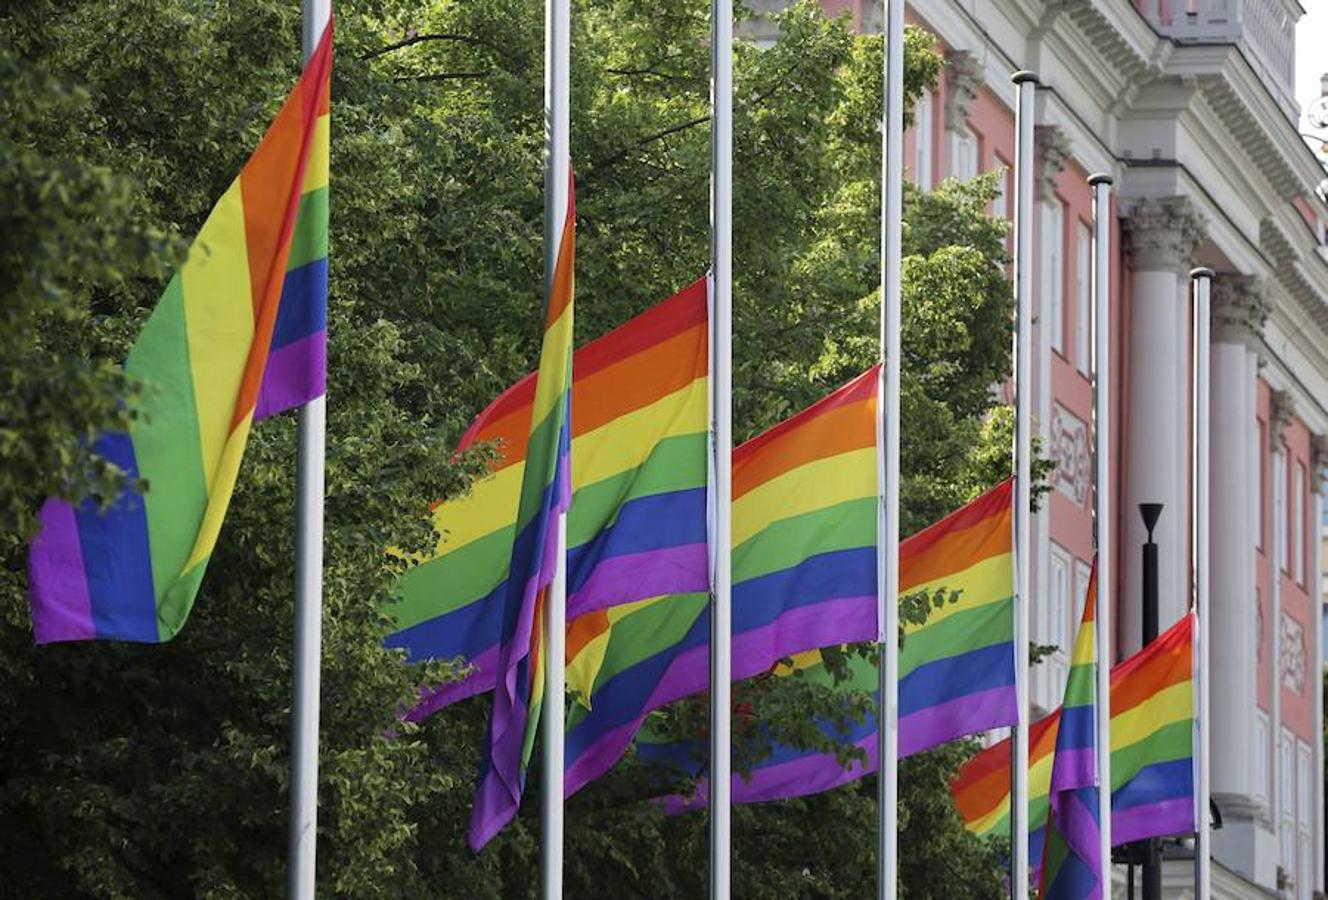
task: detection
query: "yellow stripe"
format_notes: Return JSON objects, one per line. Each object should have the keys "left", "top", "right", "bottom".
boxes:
{"left": 732, "top": 446, "right": 875, "bottom": 547}
{"left": 773, "top": 648, "right": 826, "bottom": 676}
{"left": 1110, "top": 680, "right": 1191, "bottom": 752}
{"left": 530, "top": 310, "right": 572, "bottom": 428}
{"left": 572, "top": 377, "right": 706, "bottom": 489}
{"left": 969, "top": 797, "right": 1009, "bottom": 837}
{"left": 567, "top": 630, "right": 610, "bottom": 706}
{"left": 902, "top": 553, "right": 1013, "bottom": 633}
{"left": 184, "top": 411, "right": 253, "bottom": 571}
{"left": 301, "top": 114, "right": 329, "bottom": 194}
{"left": 429, "top": 462, "right": 524, "bottom": 555}
{"left": 606, "top": 594, "right": 667, "bottom": 623}
{"left": 968, "top": 750, "right": 1055, "bottom": 837}
{"left": 1070, "top": 623, "right": 1095, "bottom": 666}
{"left": 181, "top": 179, "right": 255, "bottom": 480}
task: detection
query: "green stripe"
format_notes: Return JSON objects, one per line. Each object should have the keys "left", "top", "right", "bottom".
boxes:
{"left": 286, "top": 186, "right": 328, "bottom": 271}
{"left": 389, "top": 525, "right": 515, "bottom": 630}
{"left": 516, "top": 399, "right": 567, "bottom": 532}
{"left": 1061, "top": 663, "right": 1095, "bottom": 708}
{"left": 125, "top": 272, "right": 208, "bottom": 617}
{"left": 900, "top": 597, "right": 1013, "bottom": 677}
{"left": 566, "top": 432, "right": 707, "bottom": 548}
{"left": 1110, "top": 720, "right": 1191, "bottom": 790}
{"left": 733, "top": 496, "right": 875, "bottom": 583}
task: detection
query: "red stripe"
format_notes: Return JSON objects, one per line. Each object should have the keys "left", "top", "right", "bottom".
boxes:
{"left": 900, "top": 478, "right": 1013, "bottom": 563}
{"left": 733, "top": 365, "right": 880, "bottom": 466}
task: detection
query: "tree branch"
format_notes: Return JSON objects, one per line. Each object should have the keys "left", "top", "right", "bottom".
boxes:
{"left": 393, "top": 71, "right": 490, "bottom": 84}
{"left": 361, "top": 32, "right": 496, "bottom": 61}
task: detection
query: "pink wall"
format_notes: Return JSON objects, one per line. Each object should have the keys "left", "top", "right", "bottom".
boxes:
{"left": 1280, "top": 417, "right": 1315, "bottom": 740}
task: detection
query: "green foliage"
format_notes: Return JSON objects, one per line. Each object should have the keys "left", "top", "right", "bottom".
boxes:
{"left": 0, "top": 0, "right": 1017, "bottom": 896}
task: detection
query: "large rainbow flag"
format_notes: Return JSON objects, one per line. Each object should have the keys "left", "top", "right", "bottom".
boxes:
{"left": 385, "top": 277, "right": 709, "bottom": 719}
{"left": 469, "top": 176, "right": 576, "bottom": 850}
{"left": 582, "top": 475, "right": 1017, "bottom": 802}
{"left": 27, "top": 25, "right": 334, "bottom": 644}
{"left": 952, "top": 610, "right": 1196, "bottom": 865}
{"left": 1041, "top": 567, "right": 1101, "bottom": 900}
{"left": 562, "top": 367, "right": 882, "bottom": 796}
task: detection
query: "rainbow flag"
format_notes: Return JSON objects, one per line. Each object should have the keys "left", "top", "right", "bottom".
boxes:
{"left": 561, "top": 368, "right": 882, "bottom": 796}
{"left": 385, "top": 277, "right": 709, "bottom": 718}
{"left": 953, "top": 610, "right": 1196, "bottom": 863}
{"left": 1041, "top": 567, "right": 1100, "bottom": 900}
{"left": 27, "top": 25, "right": 334, "bottom": 644}
{"left": 585, "top": 475, "right": 1018, "bottom": 803}
{"left": 468, "top": 175, "right": 576, "bottom": 850}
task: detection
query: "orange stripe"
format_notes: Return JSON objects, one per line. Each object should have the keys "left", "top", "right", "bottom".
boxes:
{"left": 574, "top": 276, "right": 707, "bottom": 379}
{"left": 900, "top": 479, "right": 1012, "bottom": 563}
{"left": 733, "top": 397, "right": 875, "bottom": 498}
{"left": 544, "top": 174, "right": 575, "bottom": 327}
{"left": 1111, "top": 615, "right": 1192, "bottom": 716}
{"left": 575, "top": 323, "right": 707, "bottom": 436}
{"left": 733, "top": 367, "right": 879, "bottom": 471}
{"left": 953, "top": 712, "right": 1059, "bottom": 821}
{"left": 900, "top": 506, "right": 1012, "bottom": 590}
{"left": 566, "top": 609, "right": 609, "bottom": 661}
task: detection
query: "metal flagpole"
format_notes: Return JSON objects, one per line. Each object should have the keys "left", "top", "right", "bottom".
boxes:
{"left": 1010, "top": 69, "right": 1038, "bottom": 900}
{"left": 876, "top": 1, "right": 904, "bottom": 898}
{"left": 1089, "top": 173, "right": 1114, "bottom": 895}
{"left": 709, "top": 0, "right": 733, "bottom": 897}
{"left": 1190, "top": 267, "right": 1213, "bottom": 900}
{"left": 289, "top": 3, "right": 331, "bottom": 898}
{"left": 540, "top": 0, "right": 570, "bottom": 897}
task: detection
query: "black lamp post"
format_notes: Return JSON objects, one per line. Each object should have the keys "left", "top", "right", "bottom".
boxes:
{"left": 1139, "top": 502, "right": 1163, "bottom": 900}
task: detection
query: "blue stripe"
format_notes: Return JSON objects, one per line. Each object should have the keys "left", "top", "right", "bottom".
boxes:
{"left": 566, "top": 487, "right": 707, "bottom": 592}
{"left": 385, "top": 576, "right": 507, "bottom": 662}
{"left": 733, "top": 546, "right": 876, "bottom": 633}
{"left": 272, "top": 257, "right": 328, "bottom": 349}
{"left": 76, "top": 432, "right": 159, "bottom": 642}
{"left": 1044, "top": 848, "right": 1097, "bottom": 900}
{"left": 1055, "top": 703, "right": 1096, "bottom": 752}
{"left": 1112, "top": 758, "right": 1193, "bottom": 811}
{"left": 899, "top": 641, "right": 1016, "bottom": 716}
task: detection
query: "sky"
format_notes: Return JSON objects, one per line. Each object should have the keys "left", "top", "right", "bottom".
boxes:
{"left": 1296, "top": 1, "right": 1328, "bottom": 141}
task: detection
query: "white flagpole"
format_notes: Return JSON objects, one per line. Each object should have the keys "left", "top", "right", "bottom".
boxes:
{"left": 709, "top": 0, "right": 733, "bottom": 897}
{"left": 1010, "top": 69, "right": 1038, "bottom": 900}
{"left": 289, "top": 3, "right": 330, "bottom": 898}
{"left": 1089, "top": 173, "right": 1114, "bottom": 894}
{"left": 876, "top": 1, "right": 904, "bottom": 898}
{"left": 1190, "top": 267, "right": 1213, "bottom": 900}
{"left": 540, "top": 0, "right": 570, "bottom": 897}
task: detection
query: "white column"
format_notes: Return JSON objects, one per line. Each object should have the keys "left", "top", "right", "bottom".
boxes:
{"left": 1120, "top": 197, "right": 1204, "bottom": 653}
{"left": 1268, "top": 390, "right": 1294, "bottom": 876}
{"left": 1310, "top": 436, "right": 1325, "bottom": 895}
{"left": 1207, "top": 277, "right": 1268, "bottom": 837}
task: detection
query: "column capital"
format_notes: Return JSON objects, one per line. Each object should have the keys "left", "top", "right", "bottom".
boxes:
{"left": 1311, "top": 433, "right": 1328, "bottom": 493}
{"left": 1035, "top": 125, "right": 1070, "bottom": 202}
{"left": 1123, "top": 196, "right": 1206, "bottom": 272}
{"left": 1211, "top": 274, "right": 1270, "bottom": 347}
{"left": 1269, "top": 388, "right": 1295, "bottom": 451}
{"left": 944, "top": 51, "right": 983, "bottom": 132}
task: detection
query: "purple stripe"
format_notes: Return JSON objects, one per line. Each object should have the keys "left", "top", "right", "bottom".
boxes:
{"left": 567, "top": 542, "right": 709, "bottom": 619}
{"left": 255, "top": 330, "right": 326, "bottom": 421}
{"left": 1050, "top": 747, "right": 1097, "bottom": 793}
{"left": 403, "top": 644, "right": 500, "bottom": 722}
{"left": 468, "top": 690, "right": 531, "bottom": 850}
{"left": 28, "top": 498, "right": 96, "bottom": 644}
{"left": 1111, "top": 796, "right": 1194, "bottom": 846}
{"left": 1052, "top": 790, "right": 1102, "bottom": 877}
{"left": 898, "top": 684, "right": 1019, "bottom": 757}
{"left": 566, "top": 718, "right": 646, "bottom": 796}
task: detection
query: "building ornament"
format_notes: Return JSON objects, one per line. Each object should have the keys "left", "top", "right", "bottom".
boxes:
{"left": 1049, "top": 404, "right": 1090, "bottom": 507}
{"left": 1268, "top": 389, "right": 1294, "bottom": 451}
{"left": 1311, "top": 434, "right": 1328, "bottom": 494}
{"left": 1122, "top": 196, "right": 1205, "bottom": 273}
{"left": 1210, "top": 274, "right": 1270, "bottom": 347}
{"left": 1034, "top": 125, "right": 1070, "bottom": 202}
{"left": 1280, "top": 613, "right": 1305, "bottom": 694}
{"left": 944, "top": 51, "right": 983, "bottom": 132}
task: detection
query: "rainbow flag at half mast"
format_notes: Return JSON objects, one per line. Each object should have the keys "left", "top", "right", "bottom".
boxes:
{"left": 28, "top": 24, "right": 334, "bottom": 644}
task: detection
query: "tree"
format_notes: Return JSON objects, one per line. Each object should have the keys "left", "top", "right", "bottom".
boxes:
{"left": 1, "top": 1, "right": 1012, "bottom": 896}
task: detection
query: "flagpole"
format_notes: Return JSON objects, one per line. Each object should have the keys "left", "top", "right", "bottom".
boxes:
{"left": 709, "top": 0, "right": 733, "bottom": 897}
{"left": 876, "top": 1, "right": 904, "bottom": 898}
{"left": 540, "top": 0, "right": 570, "bottom": 897}
{"left": 1010, "top": 69, "right": 1038, "bottom": 900}
{"left": 1190, "top": 267, "right": 1213, "bottom": 900}
{"left": 1089, "top": 172, "right": 1114, "bottom": 895}
{"left": 289, "top": 2, "right": 331, "bottom": 898}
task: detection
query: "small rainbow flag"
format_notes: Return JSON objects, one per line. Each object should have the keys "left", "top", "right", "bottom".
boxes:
{"left": 468, "top": 175, "right": 576, "bottom": 850}
{"left": 28, "top": 24, "right": 334, "bottom": 644}
{"left": 952, "top": 610, "right": 1196, "bottom": 867}
{"left": 1041, "top": 567, "right": 1101, "bottom": 900}
{"left": 386, "top": 277, "right": 709, "bottom": 718}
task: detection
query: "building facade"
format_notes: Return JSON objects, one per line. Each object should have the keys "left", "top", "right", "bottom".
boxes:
{"left": 752, "top": 0, "right": 1328, "bottom": 895}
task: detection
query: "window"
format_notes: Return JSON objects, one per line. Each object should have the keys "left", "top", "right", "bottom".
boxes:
{"left": 1073, "top": 559, "right": 1093, "bottom": 634}
{"left": 951, "top": 129, "right": 978, "bottom": 182}
{"left": 991, "top": 157, "right": 1010, "bottom": 221}
{"left": 1041, "top": 200, "right": 1066, "bottom": 355}
{"left": 1276, "top": 449, "right": 1288, "bottom": 574}
{"left": 914, "top": 93, "right": 934, "bottom": 189}
{"left": 1049, "top": 546, "right": 1071, "bottom": 652}
{"left": 1294, "top": 462, "right": 1305, "bottom": 585}
{"left": 1280, "top": 729, "right": 1295, "bottom": 874}
{"left": 1255, "top": 711, "right": 1270, "bottom": 805}
{"left": 1075, "top": 221, "right": 1092, "bottom": 375}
